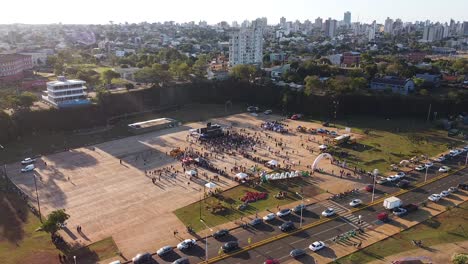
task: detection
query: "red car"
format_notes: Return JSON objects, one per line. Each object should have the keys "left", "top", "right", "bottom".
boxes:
{"left": 377, "top": 212, "right": 389, "bottom": 222}
{"left": 365, "top": 184, "right": 374, "bottom": 192}
{"left": 264, "top": 259, "right": 280, "bottom": 264}
{"left": 290, "top": 114, "right": 302, "bottom": 120}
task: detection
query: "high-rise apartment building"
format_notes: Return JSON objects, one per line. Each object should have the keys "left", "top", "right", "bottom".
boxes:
{"left": 229, "top": 19, "right": 264, "bottom": 66}
{"left": 384, "top": 17, "right": 394, "bottom": 34}
{"left": 344, "top": 11, "right": 351, "bottom": 26}
{"left": 324, "top": 18, "right": 337, "bottom": 38}
{"left": 422, "top": 24, "right": 445, "bottom": 42}
{"left": 314, "top": 17, "right": 323, "bottom": 29}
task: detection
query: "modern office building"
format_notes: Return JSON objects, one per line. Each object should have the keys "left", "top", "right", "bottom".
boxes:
{"left": 42, "top": 76, "right": 90, "bottom": 108}
{"left": 229, "top": 19, "right": 264, "bottom": 66}
{"left": 0, "top": 54, "right": 33, "bottom": 82}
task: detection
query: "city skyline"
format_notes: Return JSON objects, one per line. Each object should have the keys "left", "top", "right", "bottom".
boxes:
{"left": 2, "top": 0, "right": 468, "bottom": 25}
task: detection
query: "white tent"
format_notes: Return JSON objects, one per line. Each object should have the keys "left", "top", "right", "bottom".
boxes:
{"left": 319, "top": 144, "right": 328, "bottom": 150}
{"left": 267, "top": 160, "right": 278, "bottom": 166}
{"left": 186, "top": 170, "right": 197, "bottom": 176}
{"left": 235, "top": 172, "right": 249, "bottom": 180}
{"left": 205, "top": 182, "right": 217, "bottom": 189}
{"left": 399, "top": 160, "right": 410, "bottom": 165}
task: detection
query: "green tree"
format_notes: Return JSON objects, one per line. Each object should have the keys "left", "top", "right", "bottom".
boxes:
{"left": 125, "top": 83, "right": 135, "bottom": 90}
{"left": 364, "top": 64, "right": 378, "bottom": 79}
{"left": 413, "top": 77, "right": 425, "bottom": 88}
{"left": 419, "top": 88, "right": 428, "bottom": 96}
{"left": 452, "top": 253, "right": 468, "bottom": 264}
{"left": 40, "top": 209, "right": 70, "bottom": 234}
{"left": 16, "top": 92, "right": 37, "bottom": 109}
{"left": 304, "top": 75, "right": 321, "bottom": 96}
{"left": 192, "top": 55, "right": 209, "bottom": 78}
{"left": 229, "top": 64, "right": 257, "bottom": 81}
{"left": 101, "top": 69, "right": 120, "bottom": 85}
{"left": 349, "top": 77, "right": 368, "bottom": 91}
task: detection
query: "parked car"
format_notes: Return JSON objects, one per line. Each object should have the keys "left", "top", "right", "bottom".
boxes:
{"left": 321, "top": 208, "right": 335, "bottom": 217}
{"left": 415, "top": 165, "right": 426, "bottom": 171}
{"left": 132, "top": 253, "right": 152, "bottom": 264}
{"left": 402, "top": 203, "right": 419, "bottom": 213}
{"left": 424, "top": 162, "right": 434, "bottom": 168}
{"left": 428, "top": 194, "right": 442, "bottom": 202}
{"left": 279, "top": 221, "right": 295, "bottom": 232}
{"left": 440, "top": 190, "right": 450, "bottom": 197}
{"left": 264, "top": 110, "right": 272, "bottom": 115}
{"left": 329, "top": 131, "right": 338, "bottom": 136}
{"left": 263, "top": 259, "right": 280, "bottom": 264}
{"left": 213, "top": 229, "right": 229, "bottom": 239}
{"left": 290, "top": 114, "right": 302, "bottom": 120}
{"left": 449, "top": 149, "right": 461, "bottom": 157}
{"left": 376, "top": 177, "right": 388, "bottom": 184}
{"left": 448, "top": 187, "right": 458, "bottom": 193}
{"left": 249, "top": 218, "right": 262, "bottom": 226}
{"left": 433, "top": 155, "right": 446, "bottom": 162}
{"left": 263, "top": 213, "right": 276, "bottom": 221}
{"left": 439, "top": 166, "right": 450, "bottom": 173}
{"left": 377, "top": 212, "right": 389, "bottom": 222}
{"left": 276, "top": 208, "right": 291, "bottom": 217}
{"left": 292, "top": 204, "right": 307, "bottom": 214}
{"left": 172, "top": 257, "right": 190, "bottom": 264}
{"left": 290, "top": 248, "right": 306, "bottom": 258}
{"left": 309, "top": 241, "right": 325, "bottom": 251}
{"left": 156, "top": 246, "right": 173, "bottom": 256}
{"left": 21, "top": 157, "right": 36, "bottom": 165}
{"left": 396, "top": 180, "right": 410, "bottom": 188}
{"left": 177, "top": 239, "right": 196, "bottom": 250}
{"left": 21, "top": 164, "right": 35, "bottom": 172}
{"left": 365, "top": 184, "right": 374, "bottom": 191}
{"left": 458, "top": 183, "right": 468, "bottom": 190}
{"left": 349, "top": 199, "right": 362, "bottom": 207}
{"left": 247, "top": 106, "right": 259, "bottom": 112}
{"left": 222, "top": 241, "right": 239, "bottom": 253}
{"left": 386, "top": 175, "right": 399, "bottom": 182}
{"left": 392, "top": 207, "right": 408, "bottom": 216}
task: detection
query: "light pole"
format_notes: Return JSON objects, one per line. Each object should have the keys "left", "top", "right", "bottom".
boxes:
{"left": 73, "top": 256, "right": 76, "bottom": 264}
{"left": 33, "top": 173, "right": 42, "bottom": 222}
{"left": 465, "top": 151, "right": 468, "bottom": 166}
{"left": 372, "top": 169, "right": 378, "bottom": 203}
{"left": 200, "top": 219, "right": 212, "bottom": 263}
{"left": 358, "top": 215, "right": 362, "bottom": 226}
{"left": 424, "top": 166, "right": 429, "bottom": 183}
{"left": 296, "top": 192, "right": 304, "bottom": 227}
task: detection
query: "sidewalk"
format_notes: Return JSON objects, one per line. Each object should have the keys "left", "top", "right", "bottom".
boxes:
{"left": 289, "top": 190, "right": 468, "bottom": 264}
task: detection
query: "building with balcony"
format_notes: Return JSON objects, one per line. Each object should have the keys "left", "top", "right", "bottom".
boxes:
{"left": 0, "top": 54, "right": 33, "bottom": 82}
{"left": 42, "top": 76, "right": 90, "bottom": 108}
{"left": 229, "top": 19, "right": 264, "bottom": 66}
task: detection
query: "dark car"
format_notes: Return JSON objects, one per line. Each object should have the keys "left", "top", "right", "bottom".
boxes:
{"left": 279, "top": 221, "right": 295, "bottom": 232}
{"left": 292, "top": 204, "right": 307, "bottom": 214}
{"left": 458, "top": 183, "right": 468, "bottom": 190}
{"left": 397, "top": 180, "right": 410, "bottom": 188}
{"left": 172, "top": 257, "right": 190, "bottom": 264}
{"left": 402, "top": 203, "right": 419, "bottom": 213}
{"left": 222, "top": 241, "right": 239, "bottom": 253}
{"left": 213, "top": 229, "right": 229, "bottom": 239}
{"left": 249, "top": 218, "right": 262, "bottom": 226}
{"left": 132, "top": 253, "right": 152, "bottom": 264}
{"left": 290, "top": 248, "right": 306, "bottom": 258}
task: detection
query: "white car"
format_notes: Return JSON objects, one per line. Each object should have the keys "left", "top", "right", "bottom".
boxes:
{"left": 424, "top": 162, "right": 434, "bottom": 168}
{"left": 448, "top": 187, "right": 458, "bottom": 193}
{"left": 177, "top": 239, "right": 196, "bottom": 250}
{"left": 329, "top": 131, "right": 338, "bottom": 136}
{"left": 21, "top": 164, "right": 35, "bottom": 172}
{"left": 386, "top": 175, "right": 399, "bottom": 182}
{"left": 439, "top": 166, "right": 450, "bottom": 173}
{"left": 263, "top": 213, "right": 276, "bottom": 221}
{"left": 264, "top": 110, "right": 272, "bottom": 115}
{"left": 440, "top": 190, "right": 450, "bottom": 197}
{"left": 395, "top": 172, "right": 406, "bottom": 179}
{"left": 415, "top": 165, "right": 426, "bottom": 171}
{"left": 376, "top": 177, "right": 388, "bottom": 184}
{"left": 21, "top": 158, "right": 36, "bottom": 165}
{"left": 349, "top": 199, "right": 362, "bottom": 207}
{"left": 433, "top": 156, "right": 445, "bottom": 162}
{"left": 428, "top": 194, "right": 442, "bottom": 202}
{"left": 449, "top": 149, "right": 461, "bottom": 157}
{"left": 276, "top": 208, "right": 291, "bottom": 217}
{"left": 321, "top": 208, "right": 335, "bottom": 217}
{"left": 156, "top": 245, "right": 173, "bottom": 256}
{"left": 309, "top": 241, "right": 325, "bottom": 252}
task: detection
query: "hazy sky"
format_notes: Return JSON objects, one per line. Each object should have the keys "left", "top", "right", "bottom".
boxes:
{"left": 2, "top": 0, "right": 467, "bottom": 25}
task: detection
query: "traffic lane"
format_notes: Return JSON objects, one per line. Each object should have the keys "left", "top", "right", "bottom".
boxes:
{"left": 217, "top": 218, "right": 357, "bottom": 264}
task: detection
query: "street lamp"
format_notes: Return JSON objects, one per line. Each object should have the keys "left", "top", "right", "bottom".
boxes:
{"left": 372, "top": 169, "right": 379, "bottom": 203}
{"left": 465, "top": 151, "right": 468, "bottom": 166}
{"left": 424, "top": 165, "right": 429, "bottom": 182}
{"left": 33, "top": 173, "right": 42, "bottom": 222}
{"left": 358, "top": 215, "right": 362, "bottom": 225}
{"left": 295, "top": 192, "right": 304, "bottom": 228}
{"left": 73, "top": 256, "right": 76, "bottom": 264}
{"left": 200, "top": 219, "right": 213, "bottom": 263}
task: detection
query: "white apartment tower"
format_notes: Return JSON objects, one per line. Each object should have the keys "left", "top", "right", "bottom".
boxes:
{"left": 229, "top": 19, "right": 264, "bottom": 66}
{"left": 384, "top": 17, "right": 394, "bottom": 34}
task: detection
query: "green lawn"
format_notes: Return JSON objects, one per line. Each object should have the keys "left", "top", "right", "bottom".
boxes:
{"left": 70, "top": 237, "right": 120, "bottom": 264}
{"left": 329, "top": 117, "right": 463, "bottom": 173}
{"left": 174, "top": 177, "right": 323, "bottom": 231}
{"left": 337, "top": 201, "right": 468, "bottom": 264}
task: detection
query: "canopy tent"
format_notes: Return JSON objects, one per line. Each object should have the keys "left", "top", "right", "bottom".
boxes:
{"left": 399, "top": 160, "right": 410, "bottom": 165}
{"left": 267, "top": 160, "right": 278, "bottom": 166}
{"left": 205, "top": 182, "right": 217, "bottom": 189}
{"left": 235, "top": 172, "right": 249, "bottom": 180}
{"left": 186, "top": 170, "right": 197, "bottom": 176}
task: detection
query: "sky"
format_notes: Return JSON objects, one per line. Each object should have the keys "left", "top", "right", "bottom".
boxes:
{"left": 2, "top": 0, "right": 467, "bottom": 25}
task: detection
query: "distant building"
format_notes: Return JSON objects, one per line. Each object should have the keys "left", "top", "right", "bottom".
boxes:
{"left": 0, "top": 54, "right": 33, "bottom": 82}
{"left": 327, "top": 54, "right": 342, "bottom": 65}
{"left": 269, "top": 53, "right": 287, "bottom": 63}
{"left": 324, "top": 18, "right": 337, "bottom": 38}
{"left": 370, "top": 76, "right": 415, "bottom": 95}
{"left": 229, "top": 19, "right": 264, "bottom": 66}
{"left": 422, "top": 25, "right": 444, "bottom": 42}
{"left": 344, "top": 11, "right": 351, "bottom": 26}
{"left": 342, "top": 52, "right": 360, "bottom": 67}
{"left": 384, "top": 17, "right": 394, "bottom": 34}
{"left": 415, "top": 73, "right": 441, "bottom": 88}
{"left": 42, "top": 76, "right": 90, "bottom": 108}
{"left": 406, "top": 52, "right": 427, "bottom": 63}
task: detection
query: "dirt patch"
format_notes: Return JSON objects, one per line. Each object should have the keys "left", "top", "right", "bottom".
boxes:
{"left": 21, "top": 251, "right": 59, "bottom": 264}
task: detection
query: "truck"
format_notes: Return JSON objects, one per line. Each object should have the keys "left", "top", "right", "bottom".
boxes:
{"left": 383, "top": 197, "right": 402, "bottom": 210}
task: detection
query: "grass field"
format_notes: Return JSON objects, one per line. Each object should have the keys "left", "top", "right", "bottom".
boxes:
{"left": 337, "top": 201, "right": 468, "bottom": 264}
{"left": 174, "top": 177, "right": 323, "bottom": 231}
{"left": 330, "top": 117, "right": 463, "bottom": 173}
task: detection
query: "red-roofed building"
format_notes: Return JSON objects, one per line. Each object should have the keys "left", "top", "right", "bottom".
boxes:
{"left": 0, "top": 54, "right": 33, "bottom": 82}
{"left": 342, "top": 52, "right": 360, "bottom": 67}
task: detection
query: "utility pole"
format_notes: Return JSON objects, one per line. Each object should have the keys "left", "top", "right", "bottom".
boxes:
{"left": 200, "top": 219, "right": 212, "bottom": 263}
{"left": 426, "top": 103, "right": 432, "bottom": 122}
{"left": 33, "top": 174, "right": 42, "bottom": 222}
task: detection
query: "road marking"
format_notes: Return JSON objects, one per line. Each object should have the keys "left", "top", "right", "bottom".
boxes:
{"left": 290, "top": 223, "right": 348, "bottom": 245}
{"left": 339, "top": 216, "right": 359, "bottom": 228}
{"left": 327, "top": 200, "right": 352, "bottom": 212}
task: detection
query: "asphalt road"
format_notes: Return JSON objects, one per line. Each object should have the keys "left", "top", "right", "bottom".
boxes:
{"left": 141, "top": 152, "right": 468, "bottom": 264}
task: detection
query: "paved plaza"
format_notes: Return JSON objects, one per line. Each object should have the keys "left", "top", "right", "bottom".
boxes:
{"left": 7, "top": 112, "right": 364, "bottom": 257}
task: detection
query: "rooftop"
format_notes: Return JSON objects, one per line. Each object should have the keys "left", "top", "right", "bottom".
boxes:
{"left": 0, "top": 54, "right": 31, "bottom": 63}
